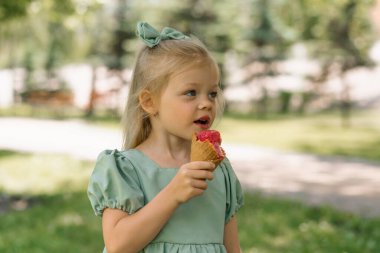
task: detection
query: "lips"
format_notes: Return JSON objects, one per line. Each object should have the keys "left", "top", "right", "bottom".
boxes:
{"left": 194, "top": 116, "right": 211, "bottom": 129}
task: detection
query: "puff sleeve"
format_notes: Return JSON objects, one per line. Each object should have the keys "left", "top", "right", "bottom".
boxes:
{"left": 87, "top": 150, "right": 145, "bottom": 216}
{"left": 220, "top": 158, "right": 244, "bottom": 223}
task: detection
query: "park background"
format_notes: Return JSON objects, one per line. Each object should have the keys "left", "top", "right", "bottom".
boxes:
{"left": 1, "top": 0, "right": 380, "bottom": 252}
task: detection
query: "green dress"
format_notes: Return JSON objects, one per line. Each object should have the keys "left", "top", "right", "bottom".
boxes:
{"left": 88, "top": 149, "right": 244, "bottom": 253}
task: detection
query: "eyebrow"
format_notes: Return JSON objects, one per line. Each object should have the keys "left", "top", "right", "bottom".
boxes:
{"left": 183, "top": 82, "right": 219, "bottom": 88}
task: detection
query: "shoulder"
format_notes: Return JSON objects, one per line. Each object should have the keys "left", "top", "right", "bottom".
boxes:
{"left": 95, "top": 149, "right": 144, "bottom": 167}
{"left": 219, "top": 157, "right": 233, "bottom": 170}
{"left": 95, "top": 149, "right": 134, "bottom": 167}
{"left": 93, "top": 149, "right": 157, "bottom": 177}
{"left": 91, "top": 149, "right": 143, "bottom": 180}
{"left": 218, "top": 157, "right": 241, "bottom": 187}
{"left": 88, "top": 149, "right": 146, "bottom": 216}
{"left": 96, "top": 149, "right": 134, "bottom": 161}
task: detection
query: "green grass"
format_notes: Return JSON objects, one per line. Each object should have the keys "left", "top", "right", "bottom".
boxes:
{"left": 0, "top": 104, "right": 84, "bottom": 120}
{"left": 239, "top": 192, "right": 380, "bottom": 253}
{"left": 0, "top": 192, "right": 103, "bottom": 253}
{"left": 0, "top": 152, "right": 94, "bottom": 195}
{"left": 0, "top": 104, "right": 121, "bottom": 128}
{"left": 219, "top": 109, "right": 380, "bottom": 162}
{"left": 0, "top": 151, "right": 102, "bottom": 252}
{"left": 1, "top": 191, "right": 380, "bottom": 253}
{"left": 1, "top": 151, "right": 380, "bottom": 252}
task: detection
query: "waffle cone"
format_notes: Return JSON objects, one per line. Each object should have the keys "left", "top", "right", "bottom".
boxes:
{"left": 191, "top": 134, "right": 225, "bottom": 167}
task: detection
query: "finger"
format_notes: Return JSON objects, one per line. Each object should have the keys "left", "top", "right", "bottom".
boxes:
{"left": 189, "top": 170, "right": 214, "bottom": 180}
{"left": 191, "top": 179, "right": 208, "bottom": 190}
{"left": 186, "top": 161, "right": 215, "bottom": 171}
{"left": 191, "top": 188, "right": 205, "bottom": 198}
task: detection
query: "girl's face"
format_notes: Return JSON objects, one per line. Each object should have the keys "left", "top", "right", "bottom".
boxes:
{"left": 155, "top": 62, "right": 219, "bottom": 141}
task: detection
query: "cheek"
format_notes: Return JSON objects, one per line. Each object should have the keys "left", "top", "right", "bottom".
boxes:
{"left": 171, "top": 102, "right": 193, "bottom": 117}
{"left": 211, "top": 109, "right": 217, "bottom": 121}
{"left": 160, "top": 98, "right": 190, "bottom": 117}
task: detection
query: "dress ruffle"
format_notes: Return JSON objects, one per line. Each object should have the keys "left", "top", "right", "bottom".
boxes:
{"left": 103, "top": 242, "right": 227, "bottom": 253}
{"left": 219, "top": 158, "right": 245, "bottom": 223}
{"left": 143, "top": 242, "right": 227, "bottom": 253}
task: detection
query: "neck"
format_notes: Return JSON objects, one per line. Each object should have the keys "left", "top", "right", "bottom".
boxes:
{"left": 136, "top": 131, "right": 191, "bottom": 168}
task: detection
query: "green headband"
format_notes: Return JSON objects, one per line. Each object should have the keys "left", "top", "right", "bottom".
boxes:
{"left": 136, "top": 21, "right": 189, "bottom": 48}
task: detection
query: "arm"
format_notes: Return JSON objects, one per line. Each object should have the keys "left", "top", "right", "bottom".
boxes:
{"left": 224, "top": 216, "right": 242, "bottom": 253}
{"left": 102, "top": 161, "right": 215, "bottom": 253}
{"left": 102, "top": 186, "right": 178, "bottom": 253}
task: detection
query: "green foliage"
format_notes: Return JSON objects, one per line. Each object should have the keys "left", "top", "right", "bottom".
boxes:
{"left": 279, "top": 0, "right": 375, "bottom": 67}
{"left": 0, "top": 0, "right": 31, "bottom": 21}
{"left": 244, "top": 0, "right": 290, "bottom": 63}
{"left": 0, "top": 0, "right": 102, "bottom": 69}
{"left": 246, "top": 0, "right": 283, "bottom": 47}
{"left": 0, "top": 0, "right": 376, "bottom": 71}
{"left": 103, "top": 0, "right": 137, "bottom": 70}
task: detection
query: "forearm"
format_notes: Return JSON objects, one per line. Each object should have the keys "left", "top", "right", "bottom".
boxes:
{"left": 104, "top": 186, "right": 179, "bottom": 253}
{"left": 224, "top": 216, "right": 242, "bottom": 253}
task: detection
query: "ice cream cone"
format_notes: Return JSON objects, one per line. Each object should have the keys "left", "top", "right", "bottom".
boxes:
{"left": 191, "top": 133, "right": 225, "bottom": 167}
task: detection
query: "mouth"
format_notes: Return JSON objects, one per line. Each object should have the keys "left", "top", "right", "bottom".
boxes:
{"left": 193, "top": 116, "right": 211, "bottom": 129}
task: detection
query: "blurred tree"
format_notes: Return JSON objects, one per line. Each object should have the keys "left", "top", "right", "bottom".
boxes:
{"left": 327, "top": 0, "right": 374, "bottom": 127}
{"left": 0, "top": 1, "right": 35, "bottom": 105}
{"left": 44, "top": 1, "right": 76, "bottom": 83}
{"left": 163, "top": 0, "right": 239, "bottom": 90}
{"left": 0, "top": 0, "right": 31, "bottom": 21}
{"left": 1, "top": 0, "right": 377, "bottom": 118}
{"left": 85, "top": 0, "right": 137, "bottom": 117}
{"left": 244, "top": 0, "right": 290, "bottom": 117}
{"left": 23, "top": 46, "right": 36, "bottom": 91}
{"left": 81, "top": 2, "right": 110, "bottom": 117}
{"left": 274, "top": 0, "right": 375, "bottom": 121}
{"left": 104, "top": 0, "right": 136, "bottom": 74}
{"left": 165, "top": 0, "right": 217, "bottom": 36}
{"left": 0, "top": 0, "right": 77, "bottom": 85}
{"left": 302, "top": 0, "right": 373, "bottom": 125}
{"left": 0, "top": 0, "right": 32, "bottom": 68}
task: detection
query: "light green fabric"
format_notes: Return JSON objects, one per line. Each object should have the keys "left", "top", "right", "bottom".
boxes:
{"left": 136, "top": 21, "right": 190, "bottom": 48}
{"left": 88, "top": 149, "right": 244, "bottom": 253}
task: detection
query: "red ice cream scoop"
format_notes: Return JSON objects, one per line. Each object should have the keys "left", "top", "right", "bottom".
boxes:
{"left": 196, "top": 130, "right": 221, "bottom": 144}
{"left": 191, "top": 130, "right": 226, "bottom": 166}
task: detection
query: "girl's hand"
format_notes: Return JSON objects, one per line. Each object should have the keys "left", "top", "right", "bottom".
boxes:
{"left": 166, "top": 161, "right": 215, "bottom": 205}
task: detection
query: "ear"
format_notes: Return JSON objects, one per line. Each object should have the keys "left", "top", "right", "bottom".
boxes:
{"left": 139, "top": 89, "right": 158, "bottom": 115}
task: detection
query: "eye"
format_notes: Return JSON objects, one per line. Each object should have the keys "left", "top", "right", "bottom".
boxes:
{"left": 209, "top": 91, "right": 218, "bottom": 99}
{"left": 185, "top": 90, "right": 196, "bottom": 97}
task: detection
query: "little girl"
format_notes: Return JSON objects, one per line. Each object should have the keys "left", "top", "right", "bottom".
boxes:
{"left": 88, "top": 21, "right": 244, "bottom": 253}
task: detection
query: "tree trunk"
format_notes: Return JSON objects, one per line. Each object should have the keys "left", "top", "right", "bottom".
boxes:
{"left": 85, "top": 66, "right": 97, "bottom": 117}
{"left": 340, "top": 74, "right": 351, "bottom": 128}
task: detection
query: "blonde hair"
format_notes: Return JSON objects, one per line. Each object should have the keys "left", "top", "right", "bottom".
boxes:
{"left": 122, "top": 38, "right": 225, "bottom": 150}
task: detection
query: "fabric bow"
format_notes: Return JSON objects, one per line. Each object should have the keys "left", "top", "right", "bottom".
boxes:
{"left": 136, "top": 21, "right": 189, "bottom": 48}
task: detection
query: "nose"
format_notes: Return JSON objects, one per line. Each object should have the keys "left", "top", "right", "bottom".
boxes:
{"left": 198, "top": 95, "right": 214, "bottom": 110}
